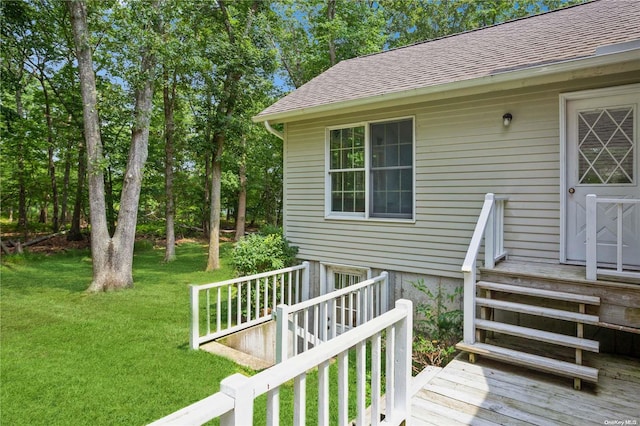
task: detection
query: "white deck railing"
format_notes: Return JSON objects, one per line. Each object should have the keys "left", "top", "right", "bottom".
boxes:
{"left": 461, "top": 193, "right": 508, "bottom": 344}
{"left": 151, "top": 299, "right": 413, "bottom": 426}
{"left": 275, "top": 272, "right": 389, "bottom": 362}
{"left": 586, "top": 194, "right": 640, "bottom": 281}
{"left": 190, "top": 262, "right": 310, "bottom": 349}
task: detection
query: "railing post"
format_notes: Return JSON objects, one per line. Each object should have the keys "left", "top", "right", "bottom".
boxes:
{"left": 586, "top": 194, "right": 597, "bottom": 280}
{"left": 463, "top": 270, "right": 476, "bottom": 344}
{"left": 275, "top": 304, "right": 290, "bottom": 363}
{"left": 190, "top": 285, "right": 199, "bottom": 350}
{"left": 302, "top": 261, "right": 310, "bottom": 302}
{"left": 390, "top": 299, "right": 412, "bottom": 423}
{"left": 381, "top": 271, "right": 389, "bottom": 313}
{"left": 484, "top": 193, "right": 496, "bottom": 269}
{"left": 220, "top": 373, "right": 252, "bottom": 426}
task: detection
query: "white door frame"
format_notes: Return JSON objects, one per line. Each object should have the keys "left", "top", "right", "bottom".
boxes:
{"left": 559, "top": 83, "right": 640, "bottom": 263}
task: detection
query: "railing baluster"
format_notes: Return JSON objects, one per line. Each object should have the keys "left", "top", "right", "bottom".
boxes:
{"left": 266, "top": 389, "right": 279, "bottom": 426}
{"left": 264, "top": 277, "right": 268, "bottom": 317}
{"left": 294, "top": 373, "right": 306, "bottom": 425}
{"left": 355, "top": 340, "right": 366, "bottom": 426}
{"left": 313, "top": 304, "right": 319, "bottom": 347}
{"left": 371, "top": 332, "right": 382, "bottom": 426}
{"left": 237, "top": 283, "right": 241, "bottom": 326}
{"left": 255, "top": 279, "right": 260, "bottom": 320}
{"left": 617, "top": 202, "right": 623, "bottom": 272}
{"left": 318, "top": 360, "right": 330, "bottom": 426}
{"left": 385, "top": 325, "right": 395, "bottom": 416}
{"left": 246, "top": 280, "right": 251, "bottom": 322}
{"left": 227, "top": 285, "right": 231, "bottom": 329}
{"left": 293, "top": 311, "right": 299, "bottom": 357}
{"left": 337, "top": 350, "right": 348, "bottom": 426}
{"left": 304, "top": 308, "right": 309, "bottom": 352}
{"left": 217, "top": 287, "right": 222, "bottom": 332}
{"left": 206, "top": 289, "right": 211, "bottom": 335}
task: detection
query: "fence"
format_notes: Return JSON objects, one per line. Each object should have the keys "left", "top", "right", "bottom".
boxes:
{"left": 275, "top": 271, "right": 389, "bottom": 362}
{"left": 150, "top": 299, "right": 413, "bottom": 426}
{"left": 190, "top": 262, "right": 310, "bottom": 349}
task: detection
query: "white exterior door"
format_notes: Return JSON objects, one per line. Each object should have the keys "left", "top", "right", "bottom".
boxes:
{"left": 565, "top": 89, "right": 640, "bottom": 267}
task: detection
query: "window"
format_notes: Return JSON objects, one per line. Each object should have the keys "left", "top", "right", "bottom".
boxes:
{"left": 327, "top": 117, "right": 414, "bottom": 220}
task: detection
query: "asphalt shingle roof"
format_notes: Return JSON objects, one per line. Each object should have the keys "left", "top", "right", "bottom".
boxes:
{"left": 256, "top": 0, "right": 640, "bottom": 121}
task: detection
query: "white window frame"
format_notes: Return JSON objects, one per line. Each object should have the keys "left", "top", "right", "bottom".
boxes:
{"left": 324, "top": 116, "right": 416, "bottom": 222}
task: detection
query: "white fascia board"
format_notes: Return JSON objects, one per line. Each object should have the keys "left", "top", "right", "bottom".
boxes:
{"left": 252, "top": 49, "right": 640, "bottom": 124}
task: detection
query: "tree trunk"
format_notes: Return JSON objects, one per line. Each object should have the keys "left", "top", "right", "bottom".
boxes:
{"left": 69, "top": 0, "right": 158, "bottom": 291}
{"left": 163, "top": 68, "right": 176, "bottom": 262}
{"left": 60, "top": 124, "right": 74, "bottom": 226}
{"left": 16, "top": 88, "right": 27, "bottom": 240}
{"left": 234, "top": 138, "right": 247, "bottom": 242}
{"left": 41, "top": 80, "right": 59, "bottom": 232}
{"left": 327, "top": 0, "right": 337, "bottom": 66}
{"left": 203, "top": 148, "right": 211, "bottom": 237}
{"left": 105, "top": 166, "right": 116, "bottom": 236}
{"left": 68, "top": 138, "right": 86, "bottom": 241}
{"left": 206, "top": 133, "right": 224, "bottom": 271}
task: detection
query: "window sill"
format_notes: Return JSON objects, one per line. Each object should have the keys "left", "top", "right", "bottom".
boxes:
{"left": 324, "top": 215, "right": 416, "bottom": 224}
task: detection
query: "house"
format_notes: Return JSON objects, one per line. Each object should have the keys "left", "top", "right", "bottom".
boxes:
{"left": 153, "top": 3, "right": 639, "bottom": 424}
{"left": 254, "top": 0, "right": 640, "bottom": 359}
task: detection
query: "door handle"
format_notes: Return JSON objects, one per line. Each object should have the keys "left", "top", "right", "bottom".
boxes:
{"left": 568, "top": 187, "right": 575, "bottom": 194}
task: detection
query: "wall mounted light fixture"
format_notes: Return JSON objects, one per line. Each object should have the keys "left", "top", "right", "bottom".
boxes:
{"left": 503, "top": 113, "right": 513, "bottom": 127}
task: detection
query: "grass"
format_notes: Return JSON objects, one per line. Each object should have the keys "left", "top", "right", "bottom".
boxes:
{"left": 1, "top": 243, "right": 381, "bottom": 425}
{"left": 0, "top": 243, "right": 247, "bottom": 425}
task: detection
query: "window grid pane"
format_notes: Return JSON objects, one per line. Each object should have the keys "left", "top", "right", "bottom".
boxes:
{"left": 370, "top": 119, "right": 413, "bottom": 218}
{"left": 329, "top": 126, "right": 365, "bottom": 213}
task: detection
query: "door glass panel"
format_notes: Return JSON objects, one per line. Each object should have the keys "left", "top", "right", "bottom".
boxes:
{"left": 578, "top": 106, "right": 634, "bottom": 184}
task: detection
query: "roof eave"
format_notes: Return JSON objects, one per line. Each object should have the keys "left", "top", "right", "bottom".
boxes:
{"left": 253, "top": 48, "right": 640, "bottom": 124}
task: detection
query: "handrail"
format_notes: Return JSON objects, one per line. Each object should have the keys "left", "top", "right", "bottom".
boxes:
{"left": 461, "top": 193, "right": 508, "bottom": 344}
{"left": 150, "top": 300, "right": 413, "bottom": 426}
{"left": 194, "top": 263, "right": 308, "bottom": 291}
{"left": 286, "top": 272, "right": 387, "bottom": 313}
{"left": 586, "top": 194, "right": 640, "bottom": 281}
{"left": 461, "top": 194, "right": 497, "bottom": 273}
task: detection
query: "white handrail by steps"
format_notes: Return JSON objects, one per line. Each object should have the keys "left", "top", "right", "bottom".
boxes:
{"left": 461, "top": 193, "right": 508, "bottom": 344}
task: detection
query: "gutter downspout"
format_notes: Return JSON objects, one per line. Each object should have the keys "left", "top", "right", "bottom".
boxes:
{"left": 264, "top": 121, "right": 284, "bottom": 140}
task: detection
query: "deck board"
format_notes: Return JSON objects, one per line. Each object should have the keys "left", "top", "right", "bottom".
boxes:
{"left": 411, "top": 352, "right": 640, "bottom": 425}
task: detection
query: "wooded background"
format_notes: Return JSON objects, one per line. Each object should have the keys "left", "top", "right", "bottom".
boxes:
{"left": 1, "top": 0, "right": 578, "bottom": 289}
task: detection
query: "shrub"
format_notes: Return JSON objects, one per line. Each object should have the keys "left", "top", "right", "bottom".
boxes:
{"left": 231, "top": 232, "right": 298, "bottom": 276}
{"left": 411, "top": 279, "right": 463, "bottom": 370}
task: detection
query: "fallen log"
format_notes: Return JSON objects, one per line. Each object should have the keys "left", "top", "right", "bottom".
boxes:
{"left": 23, "top": 231, "right": 67, "bottom": 247}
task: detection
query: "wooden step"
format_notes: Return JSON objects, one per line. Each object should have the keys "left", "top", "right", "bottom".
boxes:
{"left": 477, "top": 281, "right": 600, "bottom": 305}
{"left": 455, "top": 342, "right": 599, "bottom": 383}
{"left": 475, "top": 319, "right": 599, "bottom": 352}
{"left": 476, "top": 297, "right": 600, "bottom": 325}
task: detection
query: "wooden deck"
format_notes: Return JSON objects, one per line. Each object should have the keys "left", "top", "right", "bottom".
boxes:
{"left": 411, "top": 352, "right": 640, "bottom": 425}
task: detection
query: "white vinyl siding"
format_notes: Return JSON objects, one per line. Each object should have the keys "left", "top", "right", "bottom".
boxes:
{"left": 282, "top": 75, "right": 639, "bottom": 279}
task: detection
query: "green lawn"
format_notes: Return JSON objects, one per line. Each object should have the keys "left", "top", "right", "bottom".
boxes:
{"left": 0, "top": 243, "right": 251, "bottom": 425}
{"left": 1, "top": 243, "right": 375, "bottom": 425}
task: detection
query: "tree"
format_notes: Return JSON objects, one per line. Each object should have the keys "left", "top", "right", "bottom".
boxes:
{"left": 269, "top": 0, "right": 386, "bottom": 88}
{"left": 68, "top": 0, "right": 160, "bottom": 291}
{"left": 202, "top": 0, "right": 276, "bottom": 271}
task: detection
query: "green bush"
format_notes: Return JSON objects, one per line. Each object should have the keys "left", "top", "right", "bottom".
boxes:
{"left": 411, "top": 279, "right": 462, "bottom": 369}
{"left": 231, "top": 232, "right": 298, "bottom": 276}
